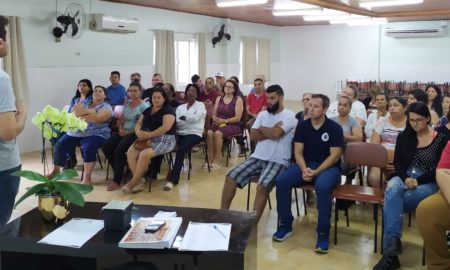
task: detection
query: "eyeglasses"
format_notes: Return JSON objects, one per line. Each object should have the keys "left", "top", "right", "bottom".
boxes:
{"left": 409, "top": 118, "right": 426, "bottom": 125}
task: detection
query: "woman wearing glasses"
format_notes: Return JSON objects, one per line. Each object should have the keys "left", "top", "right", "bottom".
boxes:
{"left": 373, "top": 102, "right": 450, "bottom": 270}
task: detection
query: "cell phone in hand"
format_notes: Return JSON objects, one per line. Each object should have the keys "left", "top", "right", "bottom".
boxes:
{"left": 144, "top": 220, "right": 166, "bottom": 233}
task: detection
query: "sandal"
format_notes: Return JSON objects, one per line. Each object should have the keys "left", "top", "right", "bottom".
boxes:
{"left": 121, "top": 185, "right": 131, "bottom": 194}
{"left": 163, "top": 182, "right": 174, "bottom": 191}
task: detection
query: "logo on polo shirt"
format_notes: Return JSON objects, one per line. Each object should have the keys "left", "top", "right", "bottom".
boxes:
{"left": 321, "top": 132, "right": 329, "bottom": 142}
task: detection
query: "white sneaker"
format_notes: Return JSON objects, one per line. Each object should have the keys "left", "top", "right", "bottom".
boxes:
{"left": 163, "top": 182, "right": 174, "bottom": 191}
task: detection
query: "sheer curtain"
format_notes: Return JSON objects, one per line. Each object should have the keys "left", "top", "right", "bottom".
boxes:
{"left": 241, "top": 36, "right": 257, "bottom": 84}
{"left": 4, "top": 16, "right": 28, "bottom": 102}
{"left": 196, "top": 33, "right": 206, "bottom": 80}
{"left": 256, "top": 38, "right": 271, "bottom": 82}
{"left": 154, "top": 30, "right": 175, "bottom": 85}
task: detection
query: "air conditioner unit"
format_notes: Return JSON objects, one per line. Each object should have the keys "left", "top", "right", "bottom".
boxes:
{"left": 91, "top": 14, "right": 138, "bottom": 33}
{"left": 384, "top": 24, "right": 447, "bottom": 38}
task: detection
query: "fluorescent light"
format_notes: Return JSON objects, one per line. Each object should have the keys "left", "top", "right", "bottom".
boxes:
{"left": 360, "top": 0, "right": 423, "bottom": 10}
{"left": 273, "top": 8, "right": 323, "bottom": 16}
{"left": 273, "top": 0, "right": 318, "bottom": 11}
{"left": 216, "top": 0, "right": 268, "bottom": 7}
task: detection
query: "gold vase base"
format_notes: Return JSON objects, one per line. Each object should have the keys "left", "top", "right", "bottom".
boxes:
{"left": 38, "top": 195, "right": 70, "bottom": 223}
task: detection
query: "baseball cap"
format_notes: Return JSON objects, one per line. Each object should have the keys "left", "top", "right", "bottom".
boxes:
{"left": 215, "top": 72, "right": 224, "bottom": 77}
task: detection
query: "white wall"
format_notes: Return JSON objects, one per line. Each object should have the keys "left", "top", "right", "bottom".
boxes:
{"left": 280, "top": 24, "right": 380, "bottom": 100}
{"left": 2, "top": 0, "right": 280, "bottom": 153}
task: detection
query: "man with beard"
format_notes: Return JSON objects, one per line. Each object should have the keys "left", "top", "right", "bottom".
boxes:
{"left": 220, "top": 85, "right": 296, "bottom": 223}
{"left": 273, "top": 94, "right": 343, "bottom": 254}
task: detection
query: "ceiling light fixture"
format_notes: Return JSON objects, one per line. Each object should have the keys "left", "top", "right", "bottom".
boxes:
{"left": 273, "top": 0, "right": 318, "bottom": 11}
{"left": 216, "top": 0, "right": 268, "bottom": 8}
{"left": 359, "top": 0, "right": 423, "bottom": 10}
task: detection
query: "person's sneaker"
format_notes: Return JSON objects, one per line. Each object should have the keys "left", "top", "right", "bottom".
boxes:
{"left": 163, "top": 182, "right": 174, "bottom": 191}
{"left": 372, "top": 255, "right": 400, "bottom": 270}
{"left": 272, "top": 226, "right": 293, "bottom": 242}
{"left": 384, "top": 236, "right": 402, "bottom": 256}
{"left": 315, "top": 233, "right": 329, "bottom": 254}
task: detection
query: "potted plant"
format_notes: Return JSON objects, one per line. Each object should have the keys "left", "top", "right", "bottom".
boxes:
{"left": 13, "top": 169, "right": 93, "bottom": 222}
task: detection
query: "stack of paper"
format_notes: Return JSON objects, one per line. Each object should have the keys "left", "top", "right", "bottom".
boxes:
{"left": 179, "top": 222, "right": 231, "bottom": 251}
{"left": 118, "top": 217, "right": 182, "bottom": 249}
{"left": 38, "top": 218, "right": 104, "bottom": 248}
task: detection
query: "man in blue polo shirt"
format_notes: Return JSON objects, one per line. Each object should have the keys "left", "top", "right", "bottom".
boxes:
{"left": 273, "top": 94, "right": 344, "bottom": 254}
{"left": 106, "top": 71, "right": 127, "bottom": 106}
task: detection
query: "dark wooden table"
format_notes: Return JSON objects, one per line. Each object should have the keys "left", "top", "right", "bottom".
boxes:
{"left": 0, "top": 202, "right": 257, "bottom": 270}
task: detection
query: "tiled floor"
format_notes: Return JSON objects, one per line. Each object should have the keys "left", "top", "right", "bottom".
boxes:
{"left": 10, "top": 101, "right": 427, "bottom": 269}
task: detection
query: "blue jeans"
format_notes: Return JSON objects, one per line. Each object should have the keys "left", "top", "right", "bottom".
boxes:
{"left": 276, "top": 162, "right": 341, "bottom": 235}
{"left": 383, "top": 176, "right": 438, "bottom": 249}
{"left": 54, "top": 134, "right": 106, "bottom": 166}
{"left": 0, "top": 165, "right": 21, "bottom": 227}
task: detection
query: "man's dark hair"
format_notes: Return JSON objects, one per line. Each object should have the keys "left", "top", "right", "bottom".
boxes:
{"left": 0, "top": 16, "right": 8, "bottom": 42}
{"left": 111, "top": 71, "right": 120, "bottom": 78}
{"left": 191, "top": 74, "right": 200, "bottom": 84}
{"left": 409, "top": 88, "right": 427, "bottom": 103}
{"left": 311, "top": 94, "right": 330, "bottom": 109}
{"left": 266, "top": 84, "right": 284, "bottom": 96}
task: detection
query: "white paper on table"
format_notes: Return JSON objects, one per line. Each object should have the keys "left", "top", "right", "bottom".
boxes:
{"left": 38, "top": 218, "right": 104, "bottom": 248}
{"left": 153, "top": 211, "right": 177, "bottom": 218}
{"left": 179, "top": 222, "right": 231, "bottom": 251}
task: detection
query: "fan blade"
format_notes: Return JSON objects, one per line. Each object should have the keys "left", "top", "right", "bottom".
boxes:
{"left": 224, "top": 34, "right": 231, "bottom": 41}
{"left": 71, "top": 22, "right": 79, "bottom": 36}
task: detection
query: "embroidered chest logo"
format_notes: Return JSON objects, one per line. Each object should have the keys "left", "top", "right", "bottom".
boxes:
{"left": 321, "top": 132, "right": 329, "bottom": 142}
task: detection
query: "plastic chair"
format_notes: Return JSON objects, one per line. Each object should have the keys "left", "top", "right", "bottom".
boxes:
{"left": 332, "top": 142, "right": 387, "bottom": 253}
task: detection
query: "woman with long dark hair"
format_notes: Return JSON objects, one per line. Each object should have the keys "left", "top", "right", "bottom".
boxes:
{"left": 373, "top": 102, "right": 450, "bottom": 270}
{"left": 426, "top": 84, "right": 444, "bottom": 118}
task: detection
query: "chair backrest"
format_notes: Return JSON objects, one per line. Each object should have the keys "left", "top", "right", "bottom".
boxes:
{"left": 343, "top": 142, "right": 387, "bottom": 168}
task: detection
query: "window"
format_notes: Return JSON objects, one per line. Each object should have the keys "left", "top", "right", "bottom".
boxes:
{"left": 175, "top": 35, "right": 198, "bottom": 84}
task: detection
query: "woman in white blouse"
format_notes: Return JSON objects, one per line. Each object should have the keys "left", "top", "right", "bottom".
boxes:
{"left": 164, "top": 84, "right": 206, "bottom": 191}
{"left": 365, "top": 93, "right": 388, "bottom": 142}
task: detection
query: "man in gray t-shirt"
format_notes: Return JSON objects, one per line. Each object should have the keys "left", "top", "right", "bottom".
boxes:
{"left": 0, "top": 16, "right": 28, "bottom": 227}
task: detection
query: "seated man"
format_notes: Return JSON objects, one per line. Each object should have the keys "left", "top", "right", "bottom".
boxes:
{"left": 417, "top": 141, "right": 450, "bottom": 270}
{"left": 273, "top": 94, "right": 344, "bottom": 254}
{"left": 220, "top": 84, "right": 296, "bottom": 222}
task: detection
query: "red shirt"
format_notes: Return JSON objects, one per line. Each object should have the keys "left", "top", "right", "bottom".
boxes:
{"left": 246, "top": 91, "right": 267, "bottom": 115}
{"left": 438, "top": 141, "right": 450, "bottom": 169}
{"left": 199, "top": 89, "right": 219, "bottom": 104}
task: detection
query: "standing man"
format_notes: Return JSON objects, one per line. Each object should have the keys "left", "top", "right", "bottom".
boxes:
{"left": 130, "top": 72, "right": 144, "bottom": 96}
{"left": 142, "top": 73, "right": 163, "bottom": 102}
{"left": 220, "top": 85, "right": 296, "bottom": 223}
{"left": 215, "top": 72, "right": 225, "bottom": 95}
{"left": 246, "top": 78, "right": 267, "bottom": 152}
{"left": 273, "top": 94, "right": 343, "bottom": 254}
{"left": 0, "top": 15, "right": 28, "bottom": 227}
{"left": 106, "top": 71, "right": 127, "bottom": 107}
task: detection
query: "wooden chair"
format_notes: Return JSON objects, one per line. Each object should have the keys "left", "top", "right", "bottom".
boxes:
{"left": 332, "top": 142, "right": 387, "bottom": 253}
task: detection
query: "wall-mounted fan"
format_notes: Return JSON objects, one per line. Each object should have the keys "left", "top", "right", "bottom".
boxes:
{"left": 52, "top": 2, "right": 86, "bottom": 42}
{"left": 212, "top": 23, "right": 233, "bottom": 48}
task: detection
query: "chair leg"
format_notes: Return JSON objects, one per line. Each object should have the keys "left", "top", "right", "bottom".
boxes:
{"left": 334, "top": 205, "right": 338, "bottom": 245}
{"left": 381, "top": 208, "right": 384, "bottom": 254}
{"left": 106, "top": 161, "right": 110, "bottom": 181}
{"left": 294, "top": 188, "right": 300, "bottom": 217}
{"left": 422, "top": 243, "right": 426, "bottom": 266}
{"left": 345, "top": 209, "right": 350, "bottom": 227}
{"left": 187, "top": 149, "right": 192, "bottom": 181}
{"left": 246, "top": 181, "right": 251, "bottom": 211}
{"left": 408, "top": 211, "right": 412, "bottom": 227}
{"left": 374, "top": 204, "right": 379, "bottom": 253}
{"left": 302, "top": 189, "right": 308, "bottom": 216}
{"left": 267, "top": 195, "right": 272, "bottom": 210}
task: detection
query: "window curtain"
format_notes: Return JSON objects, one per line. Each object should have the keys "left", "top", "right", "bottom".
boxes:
{"left": 154, "top": 30, "right": 175, "bottom": 85}
{"left": 4, "top": 16, "right": 28, "bottom": 102}
{"left": 196, "top": 33, "right": 206, "bottom": 80}
{"left": 256, "top": 38, "right": 271, "bottom": 82}
{"left": 241, "top": 36, "right": 257, "bottom": 84}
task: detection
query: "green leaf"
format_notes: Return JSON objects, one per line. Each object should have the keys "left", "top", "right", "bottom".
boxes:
{"left": 53, "top": 182, "right": 85, "bottom": 207}
{"left": 60, "top": 181, "right": 93, "bottom": 194}
{"left": 11, "top": 170, "right": 48, "bottom": 183}
{"left": 14, "top": 183, "right": 47, "bottom": 208}
{"left": 51, "top": 169, "right": 78, "bottom": 181}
